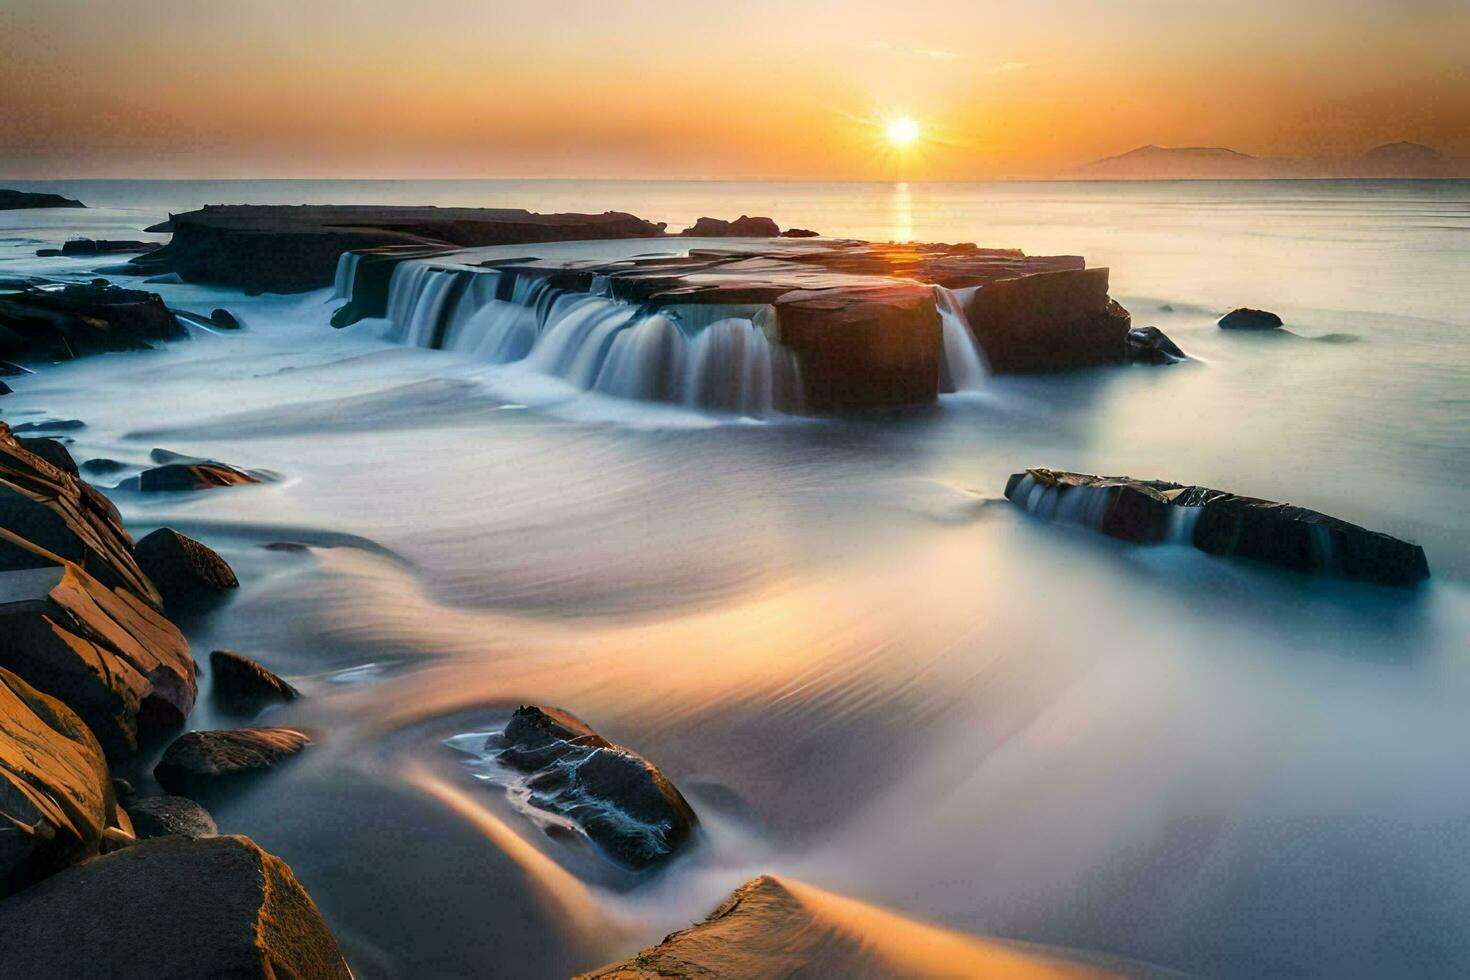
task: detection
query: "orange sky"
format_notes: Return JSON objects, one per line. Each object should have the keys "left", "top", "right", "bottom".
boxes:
{"left": 2, "top": 0, "right": 1467, "bottom": 179}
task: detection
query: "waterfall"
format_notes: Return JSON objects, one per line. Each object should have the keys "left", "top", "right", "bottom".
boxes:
{"left": 936, "top": 285, "right": 987, "bottom": 393}
{"left": 374, "top": 258, "right": 800, "bottom": 417}
{"left": 332, "top": 252, "right": 362, "bottom": 301}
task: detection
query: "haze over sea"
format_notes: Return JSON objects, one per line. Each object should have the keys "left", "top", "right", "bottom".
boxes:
{"left": 4, "top": 177, "right": 1470, "bottom": 977}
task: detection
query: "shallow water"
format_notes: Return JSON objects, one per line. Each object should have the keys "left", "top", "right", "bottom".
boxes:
{"left": 3, "top": 179, "right": 1469, "bottom": 978}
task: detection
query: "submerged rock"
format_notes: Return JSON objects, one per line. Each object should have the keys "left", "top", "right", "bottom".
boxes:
{"left": 0, "top": 282, "right": 182, "bottom": 361}
{"left": 154, "top": 727, "right": 312, "bottom": 795}
{"left": 576, "top": 874, "right": 1110, "bottom": 979}
{"left": 138, "top": 461, "right": 260, "bottom": 492}
{"left": 0, "top": 835, "right": 352, "bottom": 979}
{"left": 80, "top": 458, "right": 126, "bottom": 476}
{"left": 133, "top": 528, "right": 238, "bottom": 613}
{"left": 1127, "top": 325, "right": 1186, "bottom": 364}
{"left": 125, "top": 795, "right": 217, "bottom": 840}
{"left": 494, "top": 705, "right": 697, "bottom": 870}
{"left": 0, "top": 190, "right": 84, "bottom": 210}
{"left": 1005, "top": 468, "right": 1430, "bottom": 587}
{"left": 11, "top": 419, "right": 84, "bottom": 433}
{"left": 1218, "top": 307, "right": 1283, "bottom": 330}
{"left": 209, "top": 649, "right": 299, "bottom": 714}
{"left": 0, "top": 668, "right": 116, "bottom": 893}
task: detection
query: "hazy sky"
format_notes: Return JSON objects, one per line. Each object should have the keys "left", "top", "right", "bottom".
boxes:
{"left": 2, "top": 0, "right": 1466, "bottom": 179}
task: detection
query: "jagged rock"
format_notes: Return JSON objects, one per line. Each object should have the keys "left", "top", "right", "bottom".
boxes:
{"left": 0, "top": 835, "right": 352, "bottom": 979}
{"left": 209, "top": 650, "right": 299, "bottom": 714}
{"left": 1127, "top": 325, "right": 1186, "bottom": 364}
{"left": 576, "top": 874, "right": 1108, "bottom": 979}
{"left": 494, "top": 705, "right": 697, "bottom": 869}
{"left": 125, "top": 795, "right": 217, "bottom": 839}
{"left": 0, "top": 282, "right": 182, "bottom": 361}
{"left": 0, "top": 668, "right": 116, "bottom": 893}
{"left": 0, "top": 190, "right": 84, "bottom": 210}
{"left": 14, "top": 438, "right": 77, "bottom": 476}
{"left": 1005, "top": 468, "right": 1431, "bottom": 587}
{"left": 966, "top": 268, "right": 1131, "bottom": 372}
{"left": 1218, "top": 307, "right": 1283, "bottom": 330}
{"left": 0, "top": 423, "right": 162, "bottom": 604}
{"left": 138, "top": 204, "right": 669, "bottom": 293}
{"left": 154, "top": 727, "right": 312, "bottom": 795}
{"left": 0, "top": 548, "right": 197, "bottom": 758}
{"left": 133, "top": 528, "right": 238, "bottom": 613}
{"left": 138, "top": 461, "right": 259, "bottom": 492}
{"left": 681, "top": 215, "right": 782, "bottom": 237}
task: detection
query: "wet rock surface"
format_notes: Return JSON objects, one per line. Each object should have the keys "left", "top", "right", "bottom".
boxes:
{"left": 493, "top": 705, "right": 698, "bottom": 870}
{"left": 125, "top": 794, "right": 218, "bottom": 840}
{"left": 0, "top": 835, "right": 352, "bottom": 979}
{"left": 209, "top": 649, "right": 299, "bottom": 714}
{"left": 154, "top": 727, "right": 312, "bottom": 795}
{"left": 138, "top": 460, "right": 261, "bottom": 492}
{"left": 1218, "top": 307, "right": 1283, "bottom": 330}
{"left": 1127, "top": 325, "right": 1187, "bottom": 363}
{"left": 0, "top": 282, "right": 182, "bottom": 361}
{"left": 0, "top": 190, "right": 84, "bottom": 210}
{"left": 133, "top": 528, "right": 238, "bottom": 613}
{"left": 1006, "top": 468, "right": 1430, "bottom": 587}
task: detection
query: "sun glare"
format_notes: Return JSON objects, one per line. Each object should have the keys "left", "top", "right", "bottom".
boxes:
{"left": 886, "top": 117, "right": 920, "bottom": 148}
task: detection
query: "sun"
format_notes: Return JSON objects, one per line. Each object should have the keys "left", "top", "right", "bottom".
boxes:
{"left": 885, "top": 117, "right": 920, "bottom": 148}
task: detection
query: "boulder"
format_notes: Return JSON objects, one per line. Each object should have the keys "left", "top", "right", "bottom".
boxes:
{"left": 125, "top": 795, "right": 217, "bottom": 840}
{"left": 1006, "top": 468, "right": 1430, "bottom": 587}
{"left": 0, "top": 423, "right": 162, "bottom": 604}
{"left": 964, "top": 268, "right": 1131, "bottom": 372}
{"left": 0, "top": 282, "right": 182, "bottom": 361}
{"left": 0, "top": 668, "right": 116, "bottom": 893}
{"left": 133, "top": 528, "right": 238, "bottom": 613}
{"left": 1218, "top": 307, "right": 1283, "bottom": 330}
{"left": 210, "top": 308, "right": 242, "bottom": 329}
{"left": 209, "top": 649, "right": 299, "bottom": 714}
{"left": 138, "top": 461, "right": 260, "bottom": 492}
{"left": 0, "top": 544, "right": 197, "bottom": 758}
{"left": 35, "top": 240, "right": 161, "bottom": 257}
{"left": 0, "top": 190, "right": 84, "bottom": 210}
{"left": 0, "top": 835, "right": 352, "bottom": 979}
{"left": 681, "top": 215, "right": 782, "bottom": 237}
{"left": 14, "top": 438, "right": 77, "bottom": 476}
{"left": 80, "top": 458, "right": 126, "bottom": 476}
{"left": 1127, "top": 325, "right": 1186, "bottom": 364}
{"left": 154, "top": 727, "right": 312, "bottom": 795}
{"left": 493, "top": 705, "right": 697, "bottom": 870}
{"left": 576, "top": 874, "right": 1108, "bottom": 979}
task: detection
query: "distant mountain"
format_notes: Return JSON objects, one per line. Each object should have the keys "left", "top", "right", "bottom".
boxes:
{"left": 1064, "top": 142, "right": 1467, "bottom": 180}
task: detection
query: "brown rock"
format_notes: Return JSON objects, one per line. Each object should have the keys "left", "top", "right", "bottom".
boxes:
{"left": 154, "top": 727, "right": 311, "bottom": 795}
{"left": 0, "top": 835, "right": 352, "bottom": 979}
{"left": 138, "top": 461, "right": 259, "bottom": 492}
{"left": 209, "top": 649, "right": 299, "bottom": 714}
{"left": 681, "top": 215, "right": 782, "bottom": 237}
{"left": 14, "top": 438, "right": 77, "bottom": 476}
{"left": 964, "top": 268, "right": 1130, "bottom": 372}
{"left": 0, "top": 668, "right": 115, "bottom": 893}
{"left": 133, "top": 528, "right": 238, "bottom": 613}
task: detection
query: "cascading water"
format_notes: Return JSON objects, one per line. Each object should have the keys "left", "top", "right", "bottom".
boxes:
{"left": 331, "top": 252, "right": 362, "bottom": 301}
{"left": 354, "top": 256, "right": 802, "bottom": 417}
{"left": 936, "top": 284, "right": 988, "bottom": 393}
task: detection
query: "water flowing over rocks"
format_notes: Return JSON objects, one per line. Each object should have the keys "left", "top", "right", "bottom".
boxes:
{"left": 0, "top": 190, "right": 84, "bottom": 211}
{"left": 488, "top": 705, "right": 698, "bottom": 870}
{"left": 133, "top": 528, "right": 239, "bottom": 614}
{"left": 0, "top": 668, "right": 115, "bottom": 892}
{"left": 0, "top": 835, "right": 353, "bottom": 979}
{"left": 208, "top": 649, "right": 299, "bottom": 714}
{"left": 0, "top": 282, "right": 182, "bottom": 362}
{"left": 1218, "top": 307, "right": 1283, "bottom": 330}
{"left": 576, "top": 874, "right": 1111, "bottom": 979}
{"left": 135, "top": 205, "right": 669, "bottom": 292}
{"left": 154, "top": 727, "right": 312, "bottom": 795}
{"left": 1006, "top": 468, "right": 1430, "bottom": 587}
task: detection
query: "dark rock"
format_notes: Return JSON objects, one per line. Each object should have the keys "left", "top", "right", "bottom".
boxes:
{"left": 210, "top": 308, "right": 242, "bottom": 329}
{"left": 140, "top": 204, "right": 669, "bottom": 293}
{"left": 0, "top": 190, "right": 84, "bottom": 211}
{"left": 0, "top": 282, "right": 182, "bottom": 361}
{"left": 965, "top": 267, "right": 1130, "bottom": 372}
{"left": 209, "top": 649, "right": 299, "bottom": 714}
{"left": 681, "top": 215, "right": 781, "bottom": 237}
{"left": 14, "top": 438, "right": 77, "bottom": 475}
{"left": 0, "top": 380, "right": 9, "bottom": 396}
{"left": 133, "top": 528, "right": 238, "bottom": 613}
{"left": 12, "top": 419, "right": 84, "bottom": 433}
{"left": 1127, "top": 325, "right": 1187, "bottom": 364}
{"left": 0, "top": 423, "right": 163, "bottom": 604}
{"left": 154, "top": 727, "right": 312, "bottom": 795}
{"left": 112, "top": 778, "right": 138, "bottom": 804}
{"left": 138, "top": 461, "right": 260, "bottom": 492}
{"left": 80, "top": 458, "right": 126, "bottom": 476}
{"left": 36, "top": 240, "right": 161, "bottom": 257}
{"left": 494, "top": 705, "right": 697, "bottom": 869}
{"left": 1006, "top": 468, "right": 1430, "bottom": 587}
{"left": 125, "top": 795, "right": 217, "bottom": 839}
{"left": 1218, "top": 307, "right": 1283, "bottom": 330}
{"left": 0, "top": 667, "right": 116, "bottom": 893}
{"left": 0, "top": 835, "right": 352, "bottom": 979}
{"left": 780, "top": 228, "right": 821, "bottom": 238}
{"left": 0, "top": 361, "right": 30, "bottom": 377}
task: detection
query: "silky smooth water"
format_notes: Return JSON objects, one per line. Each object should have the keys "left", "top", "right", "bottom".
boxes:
{"left": 2, "top": 179, "right": 1469, "bottom": 978}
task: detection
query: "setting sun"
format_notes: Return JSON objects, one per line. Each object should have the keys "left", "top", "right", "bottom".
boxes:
{"left": 885, "top": 117, "right": 920, "bottom": 148}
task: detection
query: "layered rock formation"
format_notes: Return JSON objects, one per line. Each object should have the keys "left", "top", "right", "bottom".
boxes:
{"left": 0, "top": 835, "right": 353, "bottom": 979}
{"left": 133, "top": 528, "right": 239, "bottom": 613}
{"left": 0, "top": 191, "right": 84, "bottom": 210}
{"left": 577, "top": 874, "right": 1110, "bottom": 979}
{"left": 492, "top": 705, "right": 698, "bottom": 870}
{"left": 0, "top": 282, "right": 183, "bottom": 362}
{"left": 133, "top": 205, "right": 669, "bottom": 292}
{"left": 1006, "top": 468, "right": 1430, "bottom": 587}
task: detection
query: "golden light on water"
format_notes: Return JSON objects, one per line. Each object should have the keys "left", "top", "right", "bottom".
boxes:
{"left": 885, "top": 117, "right": 921, "bottom": 148}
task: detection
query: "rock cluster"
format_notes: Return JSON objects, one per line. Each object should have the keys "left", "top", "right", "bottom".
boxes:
{"left": 0, "top": 281, "right": 183, "bottom": 362}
